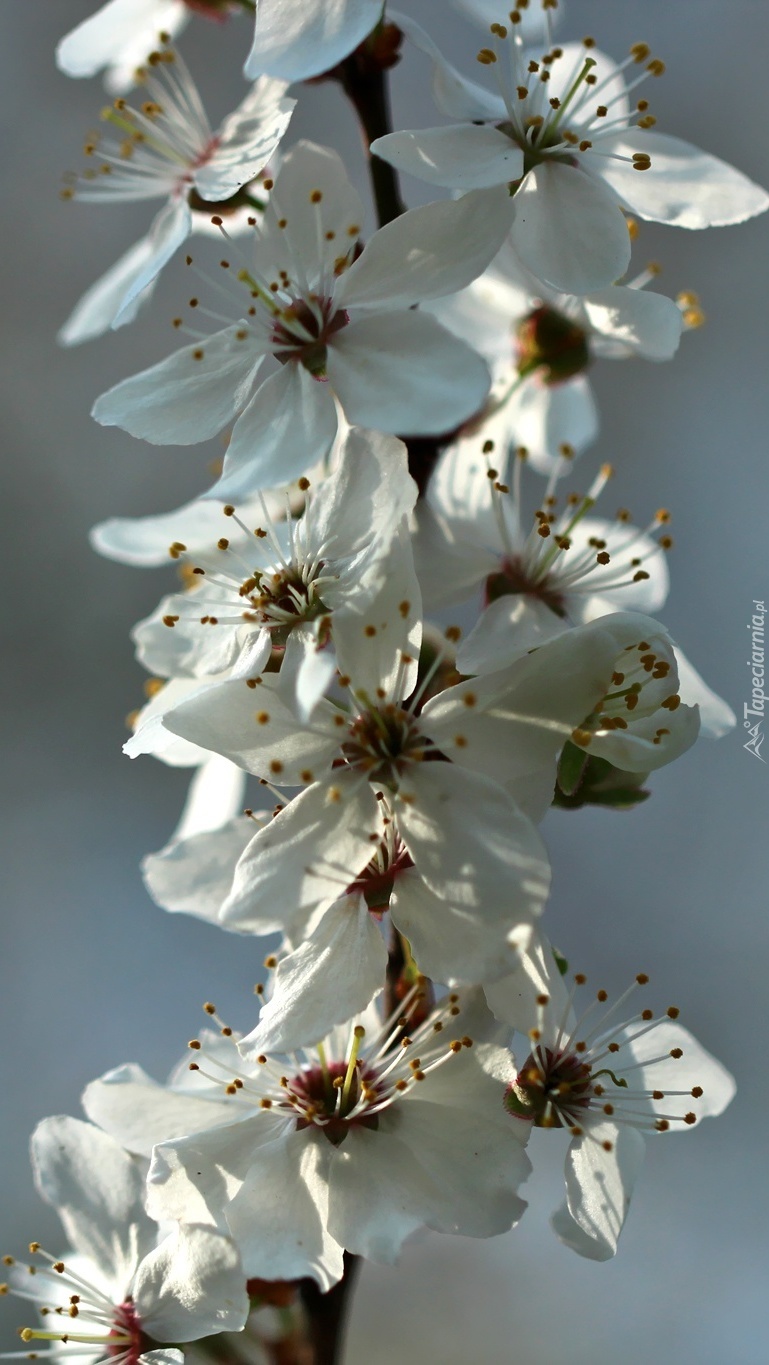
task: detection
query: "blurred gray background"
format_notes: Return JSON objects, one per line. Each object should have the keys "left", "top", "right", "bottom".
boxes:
{"left": 2, "top": 2, "right": 768, "bottom": 1361}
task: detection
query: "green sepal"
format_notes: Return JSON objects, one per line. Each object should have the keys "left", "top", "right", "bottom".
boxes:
{"left": 557, "top": 740, "right": 590, "bottom": 796}
{"left": 552, "top": 753, "right": 651, "bottom": 811}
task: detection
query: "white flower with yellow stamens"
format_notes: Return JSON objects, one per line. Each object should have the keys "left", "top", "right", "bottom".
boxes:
{"left": 60, "top": 39, "right": 294, "bottom": 344}
{"left": 92, "top": 140, "right": 513, "bottom": 496}
{"left": 375, "top": 15, "right": 769, "bottom": 293}
{"left": 487, "top": 933, "right": 735, "bottom": 1260}
{"left": 2, "top": 1118, "right": 247, "bottom": 1365}
{"left": 81, "top": 993, "right": 531, "bottom": 1290}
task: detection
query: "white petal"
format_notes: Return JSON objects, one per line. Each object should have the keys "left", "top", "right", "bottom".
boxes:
{"left": 148, "top": 1115, "right": 279, "bottom": 1225}
{"left": 195, "top": 79, "right": 295, "bottom": 200}
{"left": 294, "top": 639, "right": 339, "bottom": 723}
{"left": 211, "top": 364, "right": 338, "bottom": 499}
{"left": 92, "top": 327, "right": 265, "bottom": 445}
{"left": 135, "top": 1226, "right": 248, "bottom": 1341}
{"left": 90, "top": 496, "right": 244, "bottom": 567}
{"left": 257, "top": 142, "right": 364, "bottom": 284}
{"left": 142, "top": 814, "right": 255, "bottom": 922}
{"left": 506, "top": 375, "right": 599, "bottom": 473}
{"left": 484, "top": 929, "right": 573, "bottom": 1032}
{"left": 82, "top": 1063, "right": 237, "bottom": 1157}
{"left": 58, "top": 223, "right": 178, "bottom": 347}
{"left": 424, "top": 622, "right": 622, "bottom": 794}
{"left": 511, "top": 162, "right": 631, "bottom": 295}
{"left": 552, "top": 1123, "right": 645, "bottom": 1261}
{"left": 56, "top": 0, "right": 186, "bottom": 84}
{"left": 338, "top": 188, "right": 514, "bottom": 311}
{"left": 326, "top": 1127, "right": 437, "bottom": 1262}
{"left": 675, "top": 648, "right": 735, "bottom": 739}
{"left": 582, "top": 285, "right": 683, "bottom": 360}
{"left": 125, "top": 678, "right": 224, "bottom": 767}
{"left": 395, "top": 763, "right": 550, "bottom": 950}
{"left": 244, "top": 0, "right": 383, "bottom": 81}
{"left": 412, "top": 502, "right": 497, "bottom": 612}
{"left": 328, "top": 311, "right": 490, "bottom": 434}
{"left": 221, "top": 775, "right": 379, "bottom": 935}
{"left": 595, "top": 131, "right": 769, "bottom": 228}
{"left": 307, "top": 427, "right": 416, "bottom": 571}
{"left": 226, "top": 1131, "right": 343, "bottom": 1290}
{"left": 31, "top": 1117, "right": 153, "bottom": 1290}
{"left": 588, "top": 703, "right": 700, "bottom": 773}
{"left": 389, "top": 12, "right": 508, "bottom": 121}
{"left": 370, "top": 126, "right": 522, "bottom": 192}
{"left": 620, "top": 1021, "right": 735, "bottom": 1123}
{"left": 239, "top": 896, "right": 387, "bottom": 1053}
{"left": 332, "top": 523, "right": 422, "bottom": 700}
{"left": 162, "top": 674, "right": 339, "bottom": 782}
{"left": 458, "top": 595, "right": 568, "bottom": 675}
{"left": 391, "top": 868, "right": 518, "bottom": 985}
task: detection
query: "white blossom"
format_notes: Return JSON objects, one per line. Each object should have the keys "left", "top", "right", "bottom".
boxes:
{"left": 427, "top": 245, "right": 686, "bottom": 472}
{"left": 60, "top": 42, "right": 294, "bottom": 344}
{"left": 244, "top": 0, "right": 386, "bottom": 82}
{"left": 56, "top": 0, "right": 192, "bottom": 93}
{"left": 92, "top": 140, "right": 513, "bottom": 496}
{"left": 487, "top": 934, "right": 735, "bottom": 1259}
{"left": 3, "top": 1117, "right": 247, "bottom": 1364}
{"left": 374, "top": 19, "right": 769, "bottom": 294}
{"left": 131, "top": 429, "right": 420, "bottom": 713}
{"left": 82, "top": 994, "right": 531, "bottom": 1290}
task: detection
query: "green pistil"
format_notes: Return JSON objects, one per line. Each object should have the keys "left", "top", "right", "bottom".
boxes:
{"left": 544, "top": 56, "right": 597, "bottom": 139}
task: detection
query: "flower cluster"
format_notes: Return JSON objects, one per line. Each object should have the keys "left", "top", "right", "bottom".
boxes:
{"left": 5, "top": 1, "right": 763, "bottom": 1361}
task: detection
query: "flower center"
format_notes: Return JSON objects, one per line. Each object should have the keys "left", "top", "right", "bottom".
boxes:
{"left": 271, "top": 297, "right": 349, "bottom": 376}
{"left": 516, "top": 306, "right": 591, "bottom": 385}
{"left": 240, "top": 562, "right": 329, "bottom": 640}
{"left": 289, "top": 1058, "right": 385, "bottom": 1145}
{"left": 485, "top": 554, "right": 567, "bottom": 615}
{"left": 506, "top": 1046, "right": 593, "bottom": 1128}
{"left": 346, "top": 836, "right": 415, "bottom": 911}
{"left": 341, "top": 705, "right": 428, "bottom": 786}
{"left": 110, "top": 1300, "right": 148, "bottom": 1365}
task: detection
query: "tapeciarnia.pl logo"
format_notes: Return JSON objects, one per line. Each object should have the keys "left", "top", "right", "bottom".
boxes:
{"left": 744, "top": 599, "right": 766, "bottom": 761}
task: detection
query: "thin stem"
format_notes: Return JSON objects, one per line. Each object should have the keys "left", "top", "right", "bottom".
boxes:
{"left": 337, "top": 47, "right": 406, "bottom": 228}
{"left": 299, "top": 1253, "right": 362, "bottom": 1365}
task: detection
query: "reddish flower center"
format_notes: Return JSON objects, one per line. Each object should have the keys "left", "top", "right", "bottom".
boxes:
{"left": 516, "top": 305, "right": 591, "bottom": 385}
{"left": 505, "top": 1047, "right": 593, "bottom": 1128}
{"left": 271, "top": 297, "right": 349, "bottom": 376}
{"left": 485, "top": 555, "right": 567, "bottom": 615}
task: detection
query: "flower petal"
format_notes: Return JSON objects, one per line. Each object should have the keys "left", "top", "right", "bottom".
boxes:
{"left": 506, "top": 375, "right": 599, "bottom": 474}
{"left": 58, "top": 213, "right": 186, "bottom": 347}
{"left": 92, "top": 327, "right": 265, "bottom": 445}
{"left": 244, "top": 0, "right": 383, "bottom": 81}
{"left": 390, "top": 12, "right": 508, "bottom": 121}
{"left": 583, "top": 285, "right": 683, "bottom": 360}
{"left": 395, "top": 763, "right": 550, "bottom": 950}
{"left": 56, "top": 0, "right": 187, "bottom": 87}
{"left": 210, "top": 364, "right": 338, "bottom": 499}
{"left": 226, "top": 1131, "right": 343, "bottom": 1290}
{"left": 239, "top": 895, "right": 387, "bottom": 1053}
{"left": 511, "top": 163, "right": 631, "bottom": 295}
{"left": 31, "top": 1117, "right": 154, "bottom": 1291}
{"left": 594, "top": 131, "right": 769, "bottom": 228}
{"left": 220, "top": 774, "right": 379, "bottom": 936}
{"left": 135, "top": 1226, "right": 248, "bottom": 1341}
{"left": 370, "top": 126, "right": 523, "bottom": 192}
{"left": 551, "top": 1123, "right": 645, "bottom": 1261}
{"left": 161, "top": 673, "right": 339, "bottom": 782}
{"left": 195, "top": 79, "right": 295, "bottom": 200}
{"left": 328, "top": 311, "right": 490, "bottom": 435}
{"left": 337, "top": 188, "right": 514, "bottom": 311}
{"left": 82, "top": 1063, "right": 238, "bottom": 1158}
